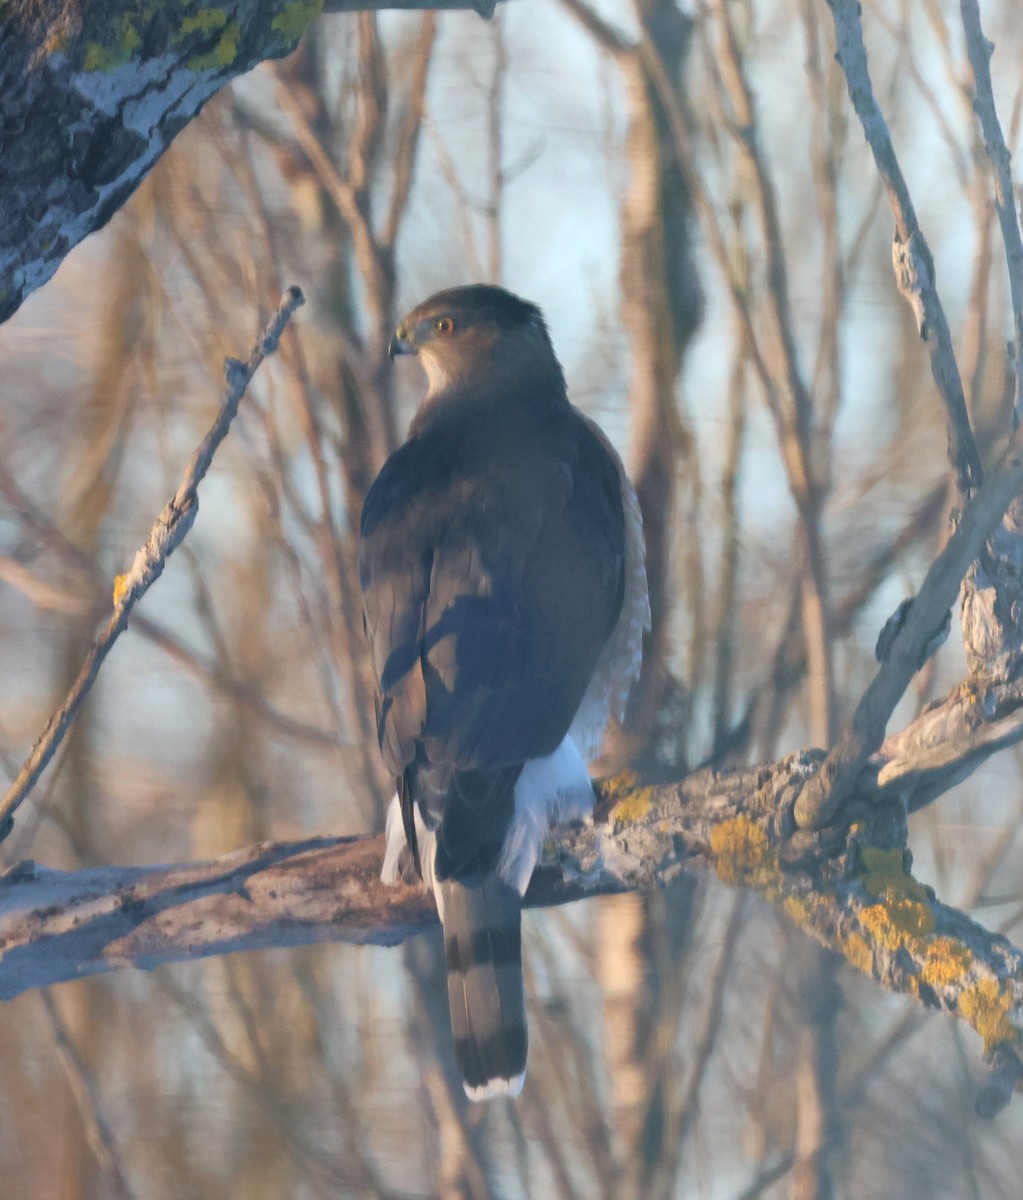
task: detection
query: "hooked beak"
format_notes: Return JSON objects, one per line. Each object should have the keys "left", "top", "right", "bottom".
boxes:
{"left": 388, "top": 326, "right": 415, "bottom": 361}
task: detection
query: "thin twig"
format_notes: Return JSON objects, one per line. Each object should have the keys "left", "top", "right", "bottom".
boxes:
{"left": 0, "top": 287, "right": 305, "bottom": 838}
{"left": 707, "top": 0, "right": 837, "bottom": 743}
{"left": 672, "top": 894, "right": 746, "bottom": 1153}
{"left": 827, "top": 0, "right": 982, "bottom": 500}
{"left": 485, "top": 13, "right": 507, "bottom": 282}
{"left": 381, "top": 14, "right": 438, "bottom": 251}
{"left": 711, "top": 343, "right": 748, "bottom": 757}
{"left": 41, "top": 990, "right": 139, "bottom": 1200}
{"left": 734, "top": 1155, "right": 796, "bottom": 1200}
{"left": 959, "top": 0, "right": 1023, "bottom": 426}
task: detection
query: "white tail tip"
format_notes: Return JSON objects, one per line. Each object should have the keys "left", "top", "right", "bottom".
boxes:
{"left": 463, "top": 1070, "right": 525, "bottom": 1102}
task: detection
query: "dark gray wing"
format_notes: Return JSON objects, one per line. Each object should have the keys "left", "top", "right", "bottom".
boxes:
{"left": 359, "top": 414, "right": 624, "bottom": 868}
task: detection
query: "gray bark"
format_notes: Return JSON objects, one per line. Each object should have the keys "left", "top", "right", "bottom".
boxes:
{"left": 3, "top": 677, "right": 1023, "bottom": 1115}
{"left": 0, "top": 0, "right": 489, "bottom": 325}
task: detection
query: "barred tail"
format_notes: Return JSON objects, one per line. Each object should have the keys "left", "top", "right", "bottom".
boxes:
{"left": 435, "top": 872, "right": 527, "bottom": 1100}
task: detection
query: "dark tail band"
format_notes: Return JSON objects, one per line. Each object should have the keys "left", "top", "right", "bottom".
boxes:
{"left": 436, "top": 872, "right": 527, "bottom": 1099}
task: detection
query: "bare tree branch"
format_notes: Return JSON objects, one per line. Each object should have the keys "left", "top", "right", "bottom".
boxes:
{"left": 826, "top": 0, "right": 982, "bottom": 498}
{"left": 41, "top": 990, "right": 139, "bottom": 1200}
{"left": 0, "top": 287, "right": 305, "bottom": 835}
{"left": 795, "top": 451, "right": 1023, "bottom": 827}
{"left": 4, "top": 692, "right": 1023, "bottom": 1114}
{"left": 959, "top": 0, "right": 1023, "bottom": 424}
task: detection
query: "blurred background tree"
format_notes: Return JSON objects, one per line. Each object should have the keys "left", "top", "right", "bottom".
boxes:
{"left": 1, "top": 0, "right": 1023, "bottom": 1196}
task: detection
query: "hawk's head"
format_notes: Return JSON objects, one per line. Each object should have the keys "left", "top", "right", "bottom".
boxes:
{"left": 389, "top": 285, "right": 561, "bottom": 397}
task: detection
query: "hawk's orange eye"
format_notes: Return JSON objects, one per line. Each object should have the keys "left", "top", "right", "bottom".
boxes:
{"left": 435, "top": 317, "right": 455, "bottom": 336}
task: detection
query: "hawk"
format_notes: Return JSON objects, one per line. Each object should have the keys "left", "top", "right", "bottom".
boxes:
{"left": 360, "top": 285, "right": 648, "bottom": 1099}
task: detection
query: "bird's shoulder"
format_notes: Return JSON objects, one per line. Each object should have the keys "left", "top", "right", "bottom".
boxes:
{"left": 364, "top": 396, "right": 590, "bottom": 518}
{"left": 359, "top": 390, "right": 626, "bottom": 606}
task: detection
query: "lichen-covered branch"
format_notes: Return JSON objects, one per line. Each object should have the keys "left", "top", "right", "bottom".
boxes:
{"left": 3, "top": 717, "right": 1023, "bottom": 1112}
{"left": 0, "top": 0, "right": 493, "bottom": 326}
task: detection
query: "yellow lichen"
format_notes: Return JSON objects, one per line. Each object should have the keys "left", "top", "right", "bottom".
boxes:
{"left": 855, "top": 844, "right": 936, "bottom": 956}
{"left": 844, "top": 931, "right": 874, "bottom": 977}
{"left": 860, "top": 903, "right": 897, "bottom": 948}
{"left": 782, "top": 890, "right": 834, "bottom": 932}
{"left": 610, "top": 786, "right": 655, "bottom": 832}
{"left": 958, "top": 977, "right": 1020, "bottom": 1054}
{"left": 859, "top": 897, "right": 934, "bottom": 950}
{"left": 710, "top": 815, "right": 778, "bottom": 894}
{"left": 112, "top": 574, "right": 130, "bottom": 605}
{"left": 597, "top": 770, "right": 641, "bottom": 804}
{"left": 920, "top": 937, "right": 973, "bottom": 990}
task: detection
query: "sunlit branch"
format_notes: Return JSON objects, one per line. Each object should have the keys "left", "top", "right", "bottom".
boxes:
{"left": 4, "top": 696, "right": 1023, "bottom": 1113}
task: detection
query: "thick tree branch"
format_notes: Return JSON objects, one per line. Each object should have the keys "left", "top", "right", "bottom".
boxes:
{"left": 0, "top": 0, "right": 492, "bottom": 326}
{"left": 4, "top": 690, "right": 1023, "bottom": 1113}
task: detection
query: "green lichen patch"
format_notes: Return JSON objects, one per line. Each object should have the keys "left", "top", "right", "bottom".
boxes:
{"left": 187, "top": 20, "right": 240, "bottom": 71}
{"left": 271, "top": 0, "right": 324, "bottom": 46}
{"left": 178, "top": 7, "right": 228, "bottom": 36}
{"left": 83, "top": 15, "right": 141, "bottom": 72}
{"left": 171, "top": 4, "right": 241, "bottom": 73}
{"left": 858, "top": 846, "right": 930, "bottom": 903}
